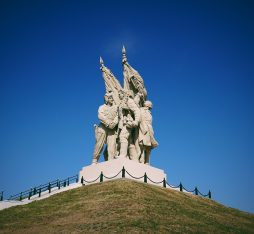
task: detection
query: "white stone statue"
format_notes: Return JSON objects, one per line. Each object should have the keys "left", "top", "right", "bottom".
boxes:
{"left": 92, "top": 93, "right": 118, "bottom": 164}
{"left": 118, "top": 89, "right": 141, "bottom": 161}
{"left": 139, "top": 101, "right": 158, "bottom": 164}
{"left": 91, "top": 47, "right": 158, "bottom": 165}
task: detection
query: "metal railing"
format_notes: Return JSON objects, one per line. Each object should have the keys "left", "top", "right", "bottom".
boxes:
{"left": 0, "top": 191, "right": 3, "bottom": 201}
{"left": 80, "top": 167, "right": 212, "bottom": 199}
{"left": 2, "top": 168, "right": 211, "bottom": 201}
{"left": 7, "top": 175, "right": 78, "bottom": 201}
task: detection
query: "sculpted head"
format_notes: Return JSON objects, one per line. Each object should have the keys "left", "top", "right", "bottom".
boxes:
{"left": 144, "top": 100, "right": 153, "bottom": 109}
{"left": 118, "top": 89, "right": 125, "bottom": 100}
{"left": 107, "top": 95, "right": 114, "bottom": 105}
{"left": 104, "top": 93, "right": 114, "bottom": 105}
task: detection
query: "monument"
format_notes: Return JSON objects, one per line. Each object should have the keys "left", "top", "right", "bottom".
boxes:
{"left": 80, "top": 47, "right": 167, "bottom": 185}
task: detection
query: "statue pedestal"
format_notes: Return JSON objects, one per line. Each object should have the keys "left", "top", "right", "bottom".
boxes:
{"left": 79, "top": 157, "right": 167, "bottom": 186}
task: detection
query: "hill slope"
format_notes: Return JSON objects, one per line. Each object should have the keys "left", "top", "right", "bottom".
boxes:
{"left": 0, "top": 179, "right": 253, "bottom": 233}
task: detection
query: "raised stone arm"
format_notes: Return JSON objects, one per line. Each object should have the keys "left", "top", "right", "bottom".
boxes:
{"left": 126, "top": 98, "right": 140, "bottom": 127}
{"left": 109, "top": 115, "right": 119, "bottom": 129}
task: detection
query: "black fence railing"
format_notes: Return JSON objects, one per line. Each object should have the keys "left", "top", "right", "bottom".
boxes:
{"left": 80, "top": 167, "right": 212, "bottom": 199}
{"left": 1, "top": 168, "right": 211, "bottom": 202}
{"left": 0, "top": 191, "right": 3, "bottom": 201}
{"left": 8, "top": 175, "right": 78, "bottom": 201}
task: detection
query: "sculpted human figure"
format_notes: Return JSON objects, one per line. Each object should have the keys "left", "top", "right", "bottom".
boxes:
{"left": 92, "top": 47, "right": 158, "bottom": 165}
{"left": 117, "top": 89, "right": 141, "bottom": 161}
{"left": 139, "top": 101, "right": 158, "bottom": 164}
{"left": 92, "top": 94, "right": 118, "bottom": 164}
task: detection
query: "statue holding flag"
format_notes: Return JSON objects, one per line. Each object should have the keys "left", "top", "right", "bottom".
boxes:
{"left": 91, "top": 47, "right": 158, "bottom": 164}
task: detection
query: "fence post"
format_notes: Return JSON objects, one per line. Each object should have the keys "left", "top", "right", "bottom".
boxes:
{"left": 33, "top": 187, "right": 37, "bottom": 196}
{"left": 163, "top": 178, "right": 166, "bottom": 188}
{"left": 208, "top": 190, "right": 211, "bottom": 199}
{"left": 0, "top": 191, "right": 3, "bottom": 201}
{"left": 195, "top": 187, "right": 198, "bottom": 195}
{"left": 144, "top": 173, "right": 147, "bottom": 183}
{"left": 67, "top": 177, "right": 69, "bottom": 186}
{"left": 180, "top": 183, "right": 183, "bottom": 192}
{"left": 39, "top": 188, "right": 41, "bottom": 197}
{"left": 48, "top": 183, "right": 51, "bottom": 193}
{"left": 57, "top": 180, "right": 60, "bottom": 189}
{"left": 100, "top": 172, "right": 103, "bottom": 182}
{"left": 64, "top": 181, "right": 66, "bottom": 187}
{"left": 19, "top": 192, "right": 23, "bottom": 201}
{"left": 29, "top": 188, "right": 33, "bottom": 200}
{"left": 76, "top": 175, "right": 78, "bottom": 183}
{"left": 81, "top": 176, "right": 84, "bottom": 185}
{"left": 122, "top": 167, "right": 125, "bottom": 178}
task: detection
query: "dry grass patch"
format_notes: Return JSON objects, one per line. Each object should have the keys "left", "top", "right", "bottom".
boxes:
{"left": 0, "top": 179, "right": 254, "bottom": 233}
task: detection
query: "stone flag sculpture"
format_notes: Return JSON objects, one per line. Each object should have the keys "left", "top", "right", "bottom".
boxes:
{"left": 92, "top": 47, "right": 158, "bottom": 165}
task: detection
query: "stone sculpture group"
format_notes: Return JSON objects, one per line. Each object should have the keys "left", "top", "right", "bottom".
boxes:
{"left": 92, "top": 47, "right": 158, "bottom": 165}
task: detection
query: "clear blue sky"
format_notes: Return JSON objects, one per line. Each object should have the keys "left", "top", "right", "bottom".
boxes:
{"left": 1, "top": 0, "right": 254, "bottom": 213}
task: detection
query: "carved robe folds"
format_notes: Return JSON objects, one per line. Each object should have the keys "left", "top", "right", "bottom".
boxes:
{"left": 139, "top": 107, "right": 158, "bottom": 148}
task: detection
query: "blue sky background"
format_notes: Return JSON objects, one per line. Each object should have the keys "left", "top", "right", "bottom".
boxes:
{"left": 0, "top": 0, "right": 254, "bottom": 213}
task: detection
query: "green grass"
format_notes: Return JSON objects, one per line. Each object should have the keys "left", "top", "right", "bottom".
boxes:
{"left": 0, "top": 179, "right": 254, "bottom": 233}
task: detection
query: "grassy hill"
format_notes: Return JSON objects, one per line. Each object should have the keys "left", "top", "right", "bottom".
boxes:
{"left": 0, "top": 179, "right": 253, "bottom": 233}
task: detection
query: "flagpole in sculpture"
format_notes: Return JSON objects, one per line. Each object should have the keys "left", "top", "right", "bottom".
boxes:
{"left": 100, "top": 56, "right": 122, "bottom": 105}
{"left": 122, "top": 46, "right": 147, "bottom": 106}
{"left": 80, "top": 47, "right": 164, "bottom": 185}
